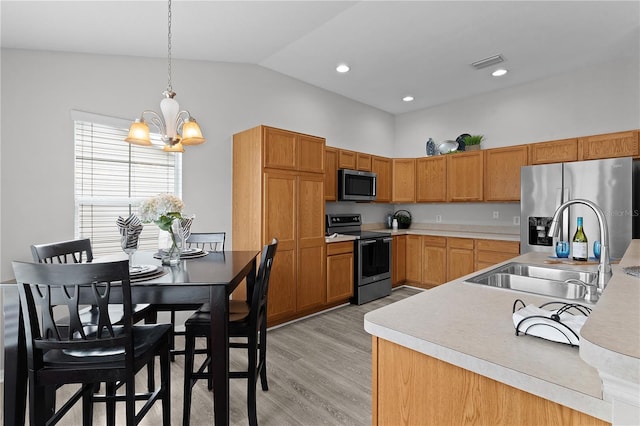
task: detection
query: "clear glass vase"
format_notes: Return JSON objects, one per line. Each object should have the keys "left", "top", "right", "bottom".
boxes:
{"left": 159, "top": 220, "right": 183, "bottom": 266}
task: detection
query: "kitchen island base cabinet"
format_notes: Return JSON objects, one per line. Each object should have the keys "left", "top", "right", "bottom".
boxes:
{"left": 372, "top": 337, "right": 609, "bottom": 426}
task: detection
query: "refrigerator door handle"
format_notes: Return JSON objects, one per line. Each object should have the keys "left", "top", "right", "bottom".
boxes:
{"left": 562, "top": 187, "right": 571, "bottom": 242}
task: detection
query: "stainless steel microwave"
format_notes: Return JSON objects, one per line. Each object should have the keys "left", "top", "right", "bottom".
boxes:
{"left": 338, "top": 169, "right": 377, "bottom": 201}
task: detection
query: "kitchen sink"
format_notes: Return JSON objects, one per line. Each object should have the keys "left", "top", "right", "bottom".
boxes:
{"left": 465, "top": 262, "right": 599, "bottom": 302}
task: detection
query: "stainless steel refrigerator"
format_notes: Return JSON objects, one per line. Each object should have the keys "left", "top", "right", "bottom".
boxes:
{"left": 520, "top": 157, "right": 636, "bottom": 259}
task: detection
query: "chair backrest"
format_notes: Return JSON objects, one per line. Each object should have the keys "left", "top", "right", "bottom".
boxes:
{"left": 186, "top": 232, "right": 226, "bottom": 252}
{"left": 250, "top": 239, "right": 278, "bottom": 325}
{"left": 12, "top": 260, "right": 133, "bottom": 370}
{"left": 31, "top": 238, "right": 94, "bottom": 264}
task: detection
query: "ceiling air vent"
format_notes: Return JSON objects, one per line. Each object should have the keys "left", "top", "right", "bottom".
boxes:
{"left": 470, "top": 54, "right": 504, "bottom": 70}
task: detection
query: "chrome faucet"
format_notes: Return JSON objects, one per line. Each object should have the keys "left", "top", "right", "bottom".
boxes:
{"left": 548, "top": 198, "right": 612, "bottom": 293}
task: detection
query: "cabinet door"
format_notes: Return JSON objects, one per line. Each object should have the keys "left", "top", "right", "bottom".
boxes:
{"left": 326, "top": 244, "right": 354, "bottom": 303}
{"left": 324, "top": 146, "right": 338, "bottom": 201}
{"left": 392, "top": 159, "right": 416, "bottom": 203}
{"left": 528, "top": 138, "right": 578, "bottom": 165}
{"left": 392, "top": 235, "right": 406, "bottom": 287}
{"left": 422, "top": 236, "right": 447, "bottom": 286}
{"left": 263, "top": 127, "right": 297, "bottom": 170}
{"left": 372, "top": 156, "right": 392, "bottom": 203}
{"left": 447, "top": 152, "right": 483, "bottom": 202}
{"left": 484, "top": 146, "right": 528, "bottom": 201}
{"left": 405, "top": 235, "right": 422, "bottom": 284}
{"left": 338, "top": 149, "right": 357, "bottom": 169}
{"left": 356, "top": 153, "right": 372, "bottom": 171}
{"left": 416, "top": 157, "right": 447, "bottom": 202}
{"left": 447, "top": 238, "right": 474, "bottom": 281}
{"left": 579, "top": 130, "right": 639, "bottom": 160}
{"left": 263, "top": 172, "right": 297, "bottom": 322}
{"left": 298, "top": 134, "right": 325, "bottom": 173}
{"left": 296, "top": 174, "right": 326, "bottom": 312}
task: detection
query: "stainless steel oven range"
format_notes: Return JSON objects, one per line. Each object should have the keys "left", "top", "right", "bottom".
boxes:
{"left": 326, "top": 214, "right": 392, "bottom": 305}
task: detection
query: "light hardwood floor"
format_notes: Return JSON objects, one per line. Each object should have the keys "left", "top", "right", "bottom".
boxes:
{"left": 2, "top": 287, "right": 422, "bottom": 425}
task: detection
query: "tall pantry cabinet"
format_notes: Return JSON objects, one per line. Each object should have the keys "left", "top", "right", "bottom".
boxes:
{"left": 233, "top": 126, "right": 326, "bottom": 326}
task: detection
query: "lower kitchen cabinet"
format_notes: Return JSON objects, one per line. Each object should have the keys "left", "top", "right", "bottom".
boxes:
{"left": 446, "top": 237, "right": 475, "bottom": 281}
{"left": 392, "top": 235, "right": 406, "bottom": 287}
{"left": 405, "top": 235, "right": 423, "bottom": 286}
{"left": 475, "top": 239, "right": 520, "bottom": 270}
{"left": 326, "top": 241, "right": 354, "bottom": 303}
{"left": 372, "top": 337, "right": 609, "bottom": 426}
{"left": 422, "top": 236, "right": 447, "bottom": 287}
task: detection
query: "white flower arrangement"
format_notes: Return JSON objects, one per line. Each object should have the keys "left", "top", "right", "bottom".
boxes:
{"left": 139, "top": 193, "right": 184, "bottom": 232}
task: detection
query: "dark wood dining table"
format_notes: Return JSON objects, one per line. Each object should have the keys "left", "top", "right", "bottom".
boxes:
{"left": 2, "top": 249, "right": 259, "bottom": 426}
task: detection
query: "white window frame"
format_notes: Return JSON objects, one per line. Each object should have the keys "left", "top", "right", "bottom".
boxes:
{"left": 72, "top": 110, "right": 182, "bottom": 256}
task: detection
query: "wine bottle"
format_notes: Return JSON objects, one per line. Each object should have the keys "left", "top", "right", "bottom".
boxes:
{"left": 572, "top": 216, "right": 588, "bottom": 261}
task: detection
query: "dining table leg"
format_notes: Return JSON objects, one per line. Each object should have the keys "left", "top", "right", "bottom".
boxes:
{"left": 3, "top": 286, "right": 27, "bottom": 426}
{"left": 209, "top": 285, "right": 230, "bottom": 425}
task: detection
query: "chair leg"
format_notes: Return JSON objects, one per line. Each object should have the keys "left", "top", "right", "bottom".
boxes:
{"left": 31, "top": 382, "right": 49, "bottom": 426}
{"left": 146, "top": 316, "right": 156, "bottom": 391}
{"left": 125, "top": 375, "right": 136, "bottom": 426}
{"left": 170, "top": 310, "right": 177, "bottom": 362}
{"left": 160, "top": 347, "right": 171, "bottom": 426}
{"left": 183, "top": 331, "right": 196, "bottom": 426}
{"left": 206, "top": 335, "right": 213, "bottom": 391}
{"left": 82, "top": 384, "right": 95, "bottom": 426}
{"left": 247, "top": 335, "right": 259, "bottom": 426}
{"left": 259, "top": 324, "right": 269, "bottom": 391}
{"left": 106, "top": 382, "right": 116, "bottom": 426}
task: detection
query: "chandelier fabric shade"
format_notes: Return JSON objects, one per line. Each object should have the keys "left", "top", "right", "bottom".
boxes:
{"left": 125, "top": 0, "right": 205, "bottom": 151}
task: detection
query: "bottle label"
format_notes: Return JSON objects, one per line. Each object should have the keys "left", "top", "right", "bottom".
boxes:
{"left": 572, "top": 242, "right": 588, "bottom": 259}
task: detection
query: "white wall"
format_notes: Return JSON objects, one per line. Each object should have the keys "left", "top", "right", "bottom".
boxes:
{"left": 0, "top": 48, "right": 394, "bottom": 281}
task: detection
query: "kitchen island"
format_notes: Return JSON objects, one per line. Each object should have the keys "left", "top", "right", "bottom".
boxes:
{"left": 365, "top": 240, "right": 640, "bottom": 425}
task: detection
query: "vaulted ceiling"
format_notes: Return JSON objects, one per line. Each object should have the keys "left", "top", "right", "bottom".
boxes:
{"left": 2, "top": 1, "right": 638, "bottom": 114}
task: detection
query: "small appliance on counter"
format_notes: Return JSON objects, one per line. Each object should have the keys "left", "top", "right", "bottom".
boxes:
{"left": 393, "top": 210, "right": 412, "bottom": 229}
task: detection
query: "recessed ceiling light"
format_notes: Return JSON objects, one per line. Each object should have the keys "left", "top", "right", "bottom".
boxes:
{"left": 402, "top": 96, "right": 414, "bottom": 102}
{"left": 492, "top": 69, "right": 508, "bottom": 77}
{"left": 336, "top": 64, "right": 350, "bottom": 73}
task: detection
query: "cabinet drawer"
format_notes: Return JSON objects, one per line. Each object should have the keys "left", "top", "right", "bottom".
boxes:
{"left": 422, "top": 235, "right": 446, "bottom": 247}
{"left": 475, "top": 239, "right": 520, "bottom": 254}
{"left": 327, "top": 241, "right": 354, "bottom": 256}
{"left": 476, "top": 250, "right": 518, "bottom": 265}
{"left": 447, "top": 237, "right": 474, "bottom": 250}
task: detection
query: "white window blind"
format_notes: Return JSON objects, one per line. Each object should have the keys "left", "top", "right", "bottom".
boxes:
{"left": 74, "top": 112, "right": 182, "bottom": 257}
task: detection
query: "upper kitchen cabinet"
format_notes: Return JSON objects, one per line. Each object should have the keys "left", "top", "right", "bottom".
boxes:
{"left": 263, "top": 126, "right": 325, "bottom": 173}
{"left": 356, "top": 152, "right": 373, "bottom": 171}
{"left": 528, "top": 138, "right": 578, "bottom": 165}
{"left": 372, "top": 156, "right": 392, "bottom": 203}
{"left": 325, "top": 146, "right": 338, "bottom": 201}
{"left": 447, "top": 151, "right": 483, "bottom": 202}
{"left": 484, "top": 146, "right": 528, "bottom": 201}
{"left": 416, "top": 156, "right": 447, "bottom": 202}
{"left": 578, "top": 130, "right": 639, "bottom": 160}
{"left": 392, "top": 158, "right": 416, "bottom": 203}
{"left": 338, "top": 149, "right": 357, "bottom": 169}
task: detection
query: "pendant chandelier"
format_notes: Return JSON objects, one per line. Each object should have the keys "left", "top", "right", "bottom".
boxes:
{"left": 125, "top": 0, "right": 205, "bottom": 153}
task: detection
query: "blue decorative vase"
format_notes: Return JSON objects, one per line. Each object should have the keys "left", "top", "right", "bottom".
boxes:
{"left": 426, "top": 138, "right": 437, "bottom": 156}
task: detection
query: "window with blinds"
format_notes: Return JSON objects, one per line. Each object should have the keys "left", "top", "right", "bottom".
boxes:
{"left": 74, "top": 112, "right": 182, "bottom": 256}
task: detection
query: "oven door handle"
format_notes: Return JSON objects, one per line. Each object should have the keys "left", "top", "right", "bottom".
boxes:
{"left": 360, "top": 240, "right": 376, "bottom": 245}
{"left": 382, "top": 237, "right": 392, "bottom": 243}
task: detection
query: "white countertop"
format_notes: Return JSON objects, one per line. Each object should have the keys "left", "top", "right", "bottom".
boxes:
{"left": 364, "top": 241, "right": 640, "bottom": 422}
{"left": 326, "top": 223, "right": 520, "bottom": 243}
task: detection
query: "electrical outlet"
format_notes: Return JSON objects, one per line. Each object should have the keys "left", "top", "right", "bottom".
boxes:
{"left": 513, "top": 216, "right": 520, "bottom": 225}
{"left": 492, "top": 211, "right": 499, "bottom": 220}
{"left": 436, "top": 215, "right": 442, "bottom": 223}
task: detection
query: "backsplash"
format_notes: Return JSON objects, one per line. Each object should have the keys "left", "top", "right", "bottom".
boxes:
{"left": 325, "top": 201, "right": 521, "bottom": 228}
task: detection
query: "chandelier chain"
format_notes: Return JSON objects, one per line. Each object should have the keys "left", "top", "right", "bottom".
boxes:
{"left": 167, "top": 0, "right": 172, "bottom": 92}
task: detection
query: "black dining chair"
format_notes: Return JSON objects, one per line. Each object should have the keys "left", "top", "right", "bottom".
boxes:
{"left": 31, "top": 238, "right": 157, "bottom": 389}
{"left": 182, "top": 238, "right": 277, "bottom": 426}
{"left": 155, "top": 231, "right": 226, "bottom": 361}
{"left": 12, "top": 260, "right": 172, "bottom": 426}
